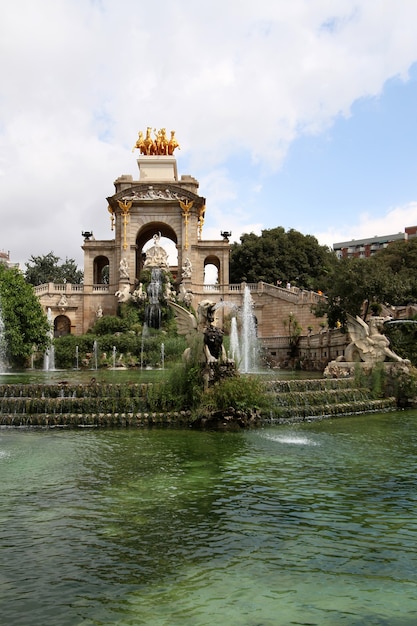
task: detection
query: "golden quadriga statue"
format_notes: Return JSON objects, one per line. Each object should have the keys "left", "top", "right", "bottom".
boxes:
{"left": 132, "top": 127, "right": 180, "bottom": 156}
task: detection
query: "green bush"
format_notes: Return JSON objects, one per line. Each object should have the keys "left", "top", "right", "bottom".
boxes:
{"left": 90, "top": 316, "right": 129, "bottom": 335}
{"left": 147, "top": 335, "right": 205, "bottom": 410}
{"left": 54, "top": 335, "right": 95, "bottom": 369}
{"left": 54, "top": 326, "right": 188, "bottom": 370}
{"left": 202, "top": 375, "right": 271, "bottom": 413}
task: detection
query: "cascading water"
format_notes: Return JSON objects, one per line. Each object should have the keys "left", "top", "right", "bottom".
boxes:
{"left": 43, "top": 308, "right": 55, "bottom": 371}
{"left": 145, "top": 268, "right": 163, "bottom": 329}
{"left": 0, "top": 294, "right": 7, "bottom": 372}
{"left": 140, "top": 323, "right": 149, "bottom": 369}
{"left": 240, "top": 286, "right": 258, "bottom": 373}
{"left": 92, "top": 340, "right": 98, "bottom": 370}
{"left": 229, "top": 316, "right": 241, "bottom": 365}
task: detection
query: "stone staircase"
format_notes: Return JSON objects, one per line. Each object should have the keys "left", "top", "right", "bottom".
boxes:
{"left": 0, "top": 377, "right": 398, "bottom": 428}
{"left": 264, "top": 377, "right": 397, "bottom": 422}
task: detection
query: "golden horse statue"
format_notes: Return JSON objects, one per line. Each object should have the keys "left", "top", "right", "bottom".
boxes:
{"left": 155, "top": 128, "right": 169, "bottom": 155}
{"left": 132, "top": 131, "right": 145, "bottom": 153}
{"left": 132, "top": 128, "right": 180, "bottom": 155}
{"left": 143, "top": 126, "right": 155, "bottom": 155}
{"left": 168, "top": 130, "right": 180, "bottom": 155}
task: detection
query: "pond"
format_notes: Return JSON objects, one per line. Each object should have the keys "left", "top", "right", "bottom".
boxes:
{"left": 0, "top": 367, "right": 323, "bottom": 386}
{"left": 1, "top": 411, "right": 417, "bottom": 625}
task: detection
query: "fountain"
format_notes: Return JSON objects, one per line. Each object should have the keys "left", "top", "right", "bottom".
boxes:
{"left": 212, "top": 290, "right": 257, "bottom": 372}
{"left": 0, "top": 294, "right": 7, "bottom": 372}
{"left": 92, "top": 340, "right": 98, "bottom": 370}
{"left": 229, "top": 316, "right": 241, "bottom": 365}
{"left": 140, "top": 323, "right": 148, "bottom": 369}
{"left": 145, "top": 267, "right": 163, "bottom": 329}
{"left": 112, "top": 346, "right": 117, "bottom": 369}
{"left": 240, "top": 286, "right": 258, "bottom": 373}
{"left": 161, "top": 342, "right": 165, "bottom": 369}
{"left": 75, "top": 346, "right": 79, "bottom": 370}
{"left": 142, "top": 233, "right": 170, "bottom": 330}
{"left": 43, "top": 308, "right": 55, "bottom": 371}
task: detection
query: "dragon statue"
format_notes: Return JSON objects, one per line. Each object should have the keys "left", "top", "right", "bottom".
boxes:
{"left": 344, "top": 315, "right": 409, "bottom": 364}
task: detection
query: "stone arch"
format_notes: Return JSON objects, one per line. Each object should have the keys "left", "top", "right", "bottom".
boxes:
{"left": 93, "top": 255, "right": 110, "bottom": 284}
{"left": 204, "top": 254, "right": 221, "bottom": 284}
{"left": 135, "top": 222, "right": 178, "bottom": 280}
{"left": 54, "top": 315, "right": 71, "bottom": 337}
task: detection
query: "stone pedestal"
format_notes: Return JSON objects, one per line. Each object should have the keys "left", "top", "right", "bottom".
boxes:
{"left": 137, "top": 156, "right": 178, "bottom": 182}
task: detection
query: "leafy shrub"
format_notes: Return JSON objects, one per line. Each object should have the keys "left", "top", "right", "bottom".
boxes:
{"left": 147, "top": 335, "right": 205, "bottom": 410}
{"left": 90, "top": 315, "right": 129, "bottom": 335}
{"left": 201, "top": 375, "right": 271, "bottom": 413}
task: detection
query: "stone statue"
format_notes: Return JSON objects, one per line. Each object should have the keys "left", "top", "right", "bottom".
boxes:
{"left": 143, "top": 233, "right": 169, "bottom": 269}
{"left": 96, "top": 305, "right": 103, "bottom": 318}
{"left": 182, "top": 257, "right": 192, "bottom": 279}
{"left": 178, "top": 283, "right": 193, "bottom": 307}
{"left": 119, "top": 258, "right": 129, "bottom": 279}
{"left": 115, "top": 284, "right": 131, "bottom": 303}
{"left": 132, "top": 283, "right": 147, "bottom": 302}
{"left": 58, "top": 293, "right": 68, "bottom": 308}
{"left": 344, "top": 315, "right": 408, "bottom": 364}
{"left": 169, "top": 299, "right": 230, "bottom": 364}
{"left": 164, "top": 281, "right": 175, "bottom": 301}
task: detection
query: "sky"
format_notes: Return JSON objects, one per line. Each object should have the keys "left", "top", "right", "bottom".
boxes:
{"left": 2, "top": 0, "right": 417, "bottom": 270}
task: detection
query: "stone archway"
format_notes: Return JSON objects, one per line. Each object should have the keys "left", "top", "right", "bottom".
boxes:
{"left": 93, "top": 255, "right": 110, "bottom": 284}
{"left": 204, "top": 255, "right": 221, "bottom": 284}
{"left": 54, "top": 315, "right": 71, "bottom": 337}
{"left": 135, "top": 223, "right": 178, "bottom": 281}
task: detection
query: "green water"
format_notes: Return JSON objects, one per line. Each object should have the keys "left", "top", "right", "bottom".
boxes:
{"left": 0, "top": 368, "right": 321, "bottom": 386}
{"left": 2, "top": 412, "right": 417, "bottom": 625}
{"left": 0, "top": 368, "right": 169, "bottom": 385}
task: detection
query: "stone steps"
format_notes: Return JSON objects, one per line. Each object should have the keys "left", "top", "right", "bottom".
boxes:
{"left": 0, "top": 377, "right": 399, "bottom": 428}
{"left": 265, "top": 377, "right": 397, "bottom": 421}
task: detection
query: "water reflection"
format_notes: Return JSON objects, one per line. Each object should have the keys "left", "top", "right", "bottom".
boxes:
{"left": 2, "top": 414, "right": 417, "bottom": 625}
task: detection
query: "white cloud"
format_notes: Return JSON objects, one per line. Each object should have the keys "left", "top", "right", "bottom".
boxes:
{"left": 1, "top": 1, "right": 417, "bottom": 267}
{"left": 315, "top": 202, "right": 417, "bottom": 248}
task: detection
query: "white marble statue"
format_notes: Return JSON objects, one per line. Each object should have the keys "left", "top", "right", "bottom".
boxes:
{"left": 119, "top": 258, "right": 129, "bottom": 279}
{"left": 115, "top": 284, "right": 131, "bottom": 303}
{"left": 181, "top": 257, "right": 192, "bottom": 279}
{"left": 132, "top": 283, "right": 147, "bottom": 302}
{"left": 344, "top": 315, "right": 408, "bottom": 364}
{"left": 143, "top": 233, "right": 169, "bottom": 269}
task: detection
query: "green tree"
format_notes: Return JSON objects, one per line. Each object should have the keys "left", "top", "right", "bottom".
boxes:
{"left": 316, "top": 255, "right": 407, "bottom": 328}
{"left": 373, "top": 239, "right": 417, "bottom": 303}
{"left": 229, "top": 227, "right": 336, "bottom": 290}
{"left": 25, "top": 252, "right": 83, "bottom": 286}
{"left": 0, "top": 264, "right": 50, "bottom": 368}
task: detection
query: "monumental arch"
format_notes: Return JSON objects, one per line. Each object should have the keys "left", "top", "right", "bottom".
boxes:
{"left": 37, "top": 130, "right": 230, "bottom": 334}
{"left": 82, "top": 154, "right": 230, "bottom": 329}
{"left": 36, "top": 129, "right": 332, "bottom": 366}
